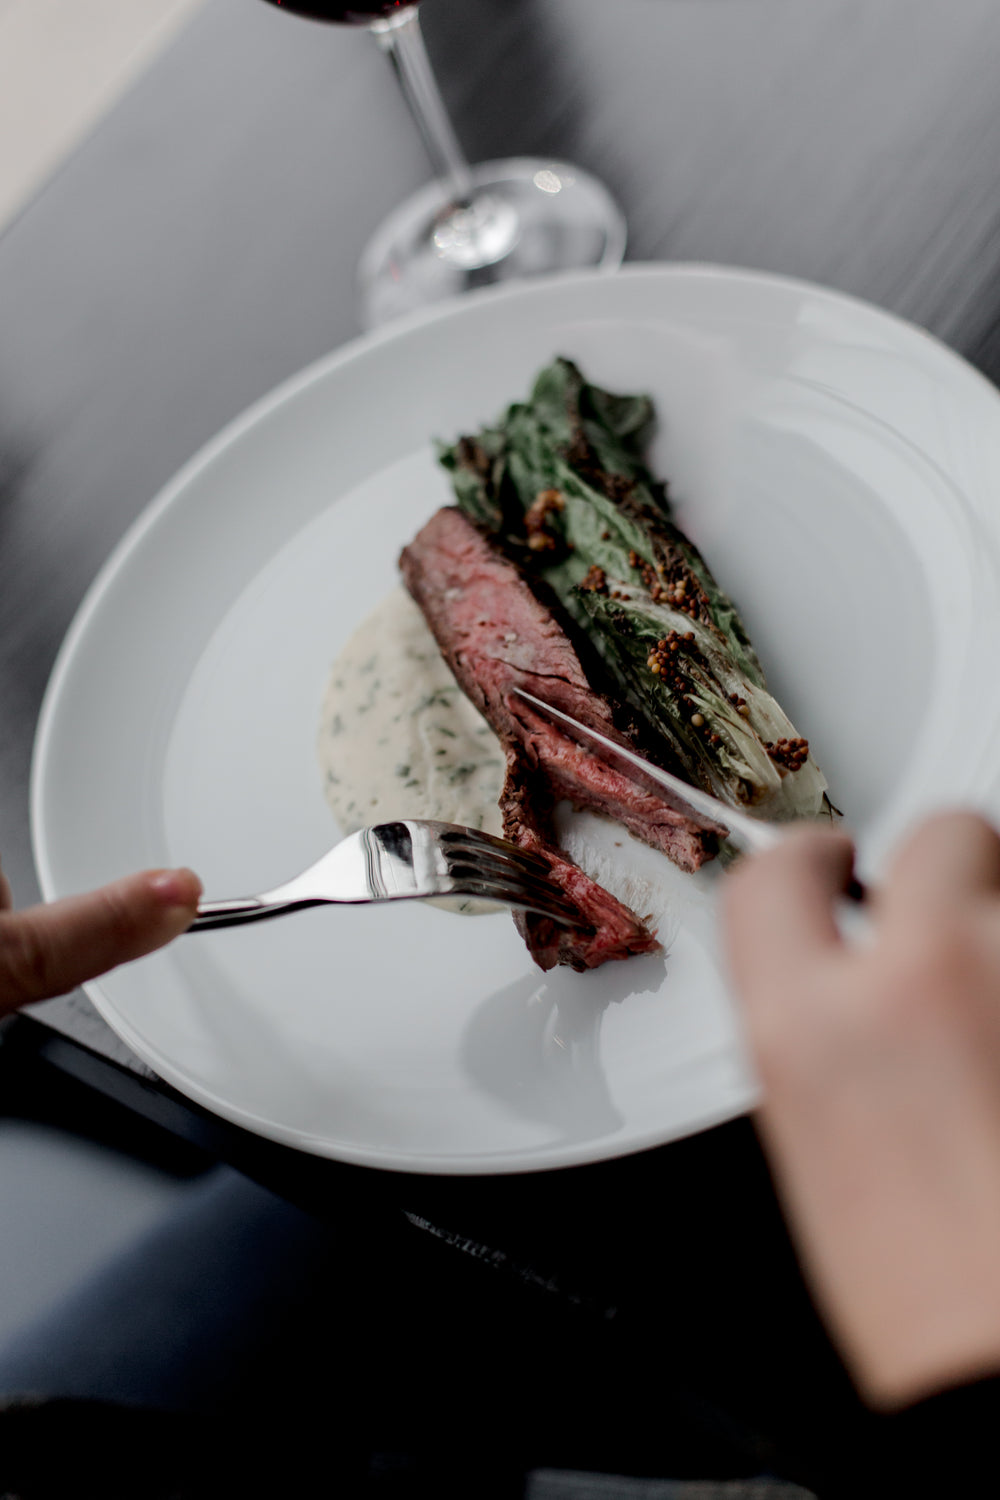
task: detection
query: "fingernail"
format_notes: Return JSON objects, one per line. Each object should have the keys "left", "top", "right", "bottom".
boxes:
{"left": 148, "top": 868, "right": 203, "bottom": 906}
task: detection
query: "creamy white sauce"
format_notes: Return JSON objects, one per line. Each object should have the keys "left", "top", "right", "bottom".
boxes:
{"left": 318, "top": 585, "right": 505, "bottom": 840}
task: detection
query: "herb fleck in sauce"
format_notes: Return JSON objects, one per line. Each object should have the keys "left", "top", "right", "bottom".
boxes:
{"left": 317, "top": 585, "right": 505, "bottom": 857}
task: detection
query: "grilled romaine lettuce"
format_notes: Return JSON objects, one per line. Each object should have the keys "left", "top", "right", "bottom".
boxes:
{"left": 438, "top": 357, "right": 830, "bottom": 821}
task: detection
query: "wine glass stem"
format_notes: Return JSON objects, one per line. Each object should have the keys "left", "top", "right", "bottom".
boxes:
{"left": 371, "top": 7, "right": 473, "bottom": 202}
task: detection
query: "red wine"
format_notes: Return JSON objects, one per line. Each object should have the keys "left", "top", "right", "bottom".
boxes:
{"left": 262, "top": 0, "right": 416, "bottom": 22}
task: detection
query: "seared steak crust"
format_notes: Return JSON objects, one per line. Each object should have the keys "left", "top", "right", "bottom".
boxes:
{"left": 399, "top": 507, "right": 722, "bottom": 971}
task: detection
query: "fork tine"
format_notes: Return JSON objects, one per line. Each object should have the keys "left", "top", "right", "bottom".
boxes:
{"left": 452, "top": 881, "right": 583, "bottom": 926}
{"left": 436, "top": 827, "right": 552, "bottom": 877}
{"left": 448, "top": 867, "right": 577, "bottom": 908}
{"left": 450, "top": 847, "right": 554, "bottom": 882}
{"left": 435, "top": 825, "right": 585, "bottom": 926}
{"left": 447, "top": 867, "right": 584, "bottom": 921}
{"left": 441, "top": 849, "right": 566, "bottom": 897}
{"left": 444, "top": 850, "right": 554, "bottom": 888}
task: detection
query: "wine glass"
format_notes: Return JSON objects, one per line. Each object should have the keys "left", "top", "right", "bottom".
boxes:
{"left": 261, "top": 0, "right": 628, "bottom": 327}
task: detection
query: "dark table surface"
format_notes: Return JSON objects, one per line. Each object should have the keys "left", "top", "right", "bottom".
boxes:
{"left": 4, "top": 0, "right": 1000, "bottom": 1487}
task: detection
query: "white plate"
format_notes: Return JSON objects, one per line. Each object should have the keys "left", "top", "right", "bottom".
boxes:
{"left": 31, "top": 264, "right": 1000, "bottom": 1175}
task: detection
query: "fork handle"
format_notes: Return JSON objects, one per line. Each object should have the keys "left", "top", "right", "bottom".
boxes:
{"left": 188, "top": 897, "right": 322, "bottom": 932}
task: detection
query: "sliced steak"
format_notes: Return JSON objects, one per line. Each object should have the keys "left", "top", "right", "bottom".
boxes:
{"left": 498, "top": 747, "right": 659, "bottom": 970}
{"left": 399, "top": 506, "right": 723, "bottom": 971}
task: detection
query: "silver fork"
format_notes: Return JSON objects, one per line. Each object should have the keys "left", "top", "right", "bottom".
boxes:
{"left": 187, "top": 819, "right": 581, "bottom": 932}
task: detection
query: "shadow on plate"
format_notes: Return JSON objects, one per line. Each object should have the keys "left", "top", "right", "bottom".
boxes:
{"left": 459, "top": 951, "right": 667, "bottom": 1141}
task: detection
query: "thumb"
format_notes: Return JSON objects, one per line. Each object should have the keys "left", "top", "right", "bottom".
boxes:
{"left": 0, "top": 868, "right": 202, "bottom": 1013}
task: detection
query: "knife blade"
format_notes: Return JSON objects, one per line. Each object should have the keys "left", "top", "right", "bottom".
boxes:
{"left": 509, "top": 686, "right": 786, "bottom": 856}
{"left": 508, "top": 687, "right": 868, "bottom": 910}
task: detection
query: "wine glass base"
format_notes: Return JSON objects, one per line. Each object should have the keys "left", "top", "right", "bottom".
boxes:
{"left": 357, "top": 156, "right": 627, "bottom": 328}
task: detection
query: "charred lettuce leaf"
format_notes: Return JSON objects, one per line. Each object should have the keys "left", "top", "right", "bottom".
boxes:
{"left": 437, "top": 357, "right": 830, "bottom": 820}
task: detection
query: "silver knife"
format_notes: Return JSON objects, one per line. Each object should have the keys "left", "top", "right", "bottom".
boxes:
{"left": 509, "top": 687, "right": 868, "bottom": 907}
{"left": 509, "top": 686, "right": 786, "bottom": 856}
